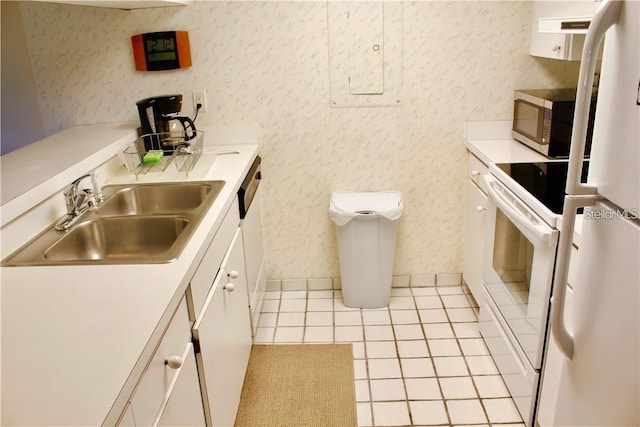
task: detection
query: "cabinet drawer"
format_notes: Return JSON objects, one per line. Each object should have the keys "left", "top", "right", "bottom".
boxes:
{"left": 190, "top": 198, "right": 240, "bottom": 320}
{"left": 467, "top": 153, "right": 488, "bottom": 194}
{"left": 129, "top": 298, "right": 192, "bottom": 427}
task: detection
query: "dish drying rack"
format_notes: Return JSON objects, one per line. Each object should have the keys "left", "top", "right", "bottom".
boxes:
{"left": 123, "top": 131, "right": 203, "bottom": 177}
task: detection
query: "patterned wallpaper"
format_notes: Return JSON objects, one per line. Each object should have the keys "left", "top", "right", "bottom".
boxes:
{"left": 20, "top": 1, "right": 580, "bottom": 281}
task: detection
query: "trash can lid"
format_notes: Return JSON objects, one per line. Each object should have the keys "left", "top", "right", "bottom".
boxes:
{"left": 329, "top": 191, "right": 403, "bottom": 226}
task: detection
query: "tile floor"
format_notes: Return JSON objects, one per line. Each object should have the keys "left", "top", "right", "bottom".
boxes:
{"left": 253, "top": 285, "right": 525, "bottom": 427}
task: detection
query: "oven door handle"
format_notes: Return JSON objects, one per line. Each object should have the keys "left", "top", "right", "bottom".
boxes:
{"left": 485, "top": 175, "right": 556, "bottom": 246}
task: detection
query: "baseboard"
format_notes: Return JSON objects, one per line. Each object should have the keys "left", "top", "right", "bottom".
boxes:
{"left": 266, "top": 273, "right": 464, "bottom": 292}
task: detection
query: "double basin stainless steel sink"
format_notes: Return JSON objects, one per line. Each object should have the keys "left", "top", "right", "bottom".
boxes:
{"left": 2, "top": 181, "right": 225, "bottom": 266}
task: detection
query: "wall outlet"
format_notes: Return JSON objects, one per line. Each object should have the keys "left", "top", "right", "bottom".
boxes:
{"left": 193, "top": 91, "right": 207, "bottom": 112}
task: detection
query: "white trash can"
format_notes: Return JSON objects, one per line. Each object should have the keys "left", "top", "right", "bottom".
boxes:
{"left": 329, "top": 191, "right": 403, "bottom": 309}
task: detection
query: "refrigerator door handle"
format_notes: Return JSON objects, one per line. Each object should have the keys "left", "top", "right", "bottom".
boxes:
{"left": 551, "top": 195, "right": 598, "bottom": 359}
{"left": 565, "top": 0, "right": 623, "bottom": 196}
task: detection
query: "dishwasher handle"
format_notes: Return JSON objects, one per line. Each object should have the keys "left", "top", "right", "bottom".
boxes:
{"left": 238, "top": 156, "right": 262, "bottom": 218}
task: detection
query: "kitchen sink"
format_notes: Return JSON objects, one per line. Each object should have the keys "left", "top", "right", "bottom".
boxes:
{"left": 97, "top": 182, "right": 220, "bottom": 216}
{"left": 1, "top": 180, "right": 225, "bottom": 266}
{"left": 43, "top": 216, "right": 190, "bottom": 262}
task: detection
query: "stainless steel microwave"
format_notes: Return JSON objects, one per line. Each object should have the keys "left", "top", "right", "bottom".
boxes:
{"left": 512, "top": 88, "right": 597, "bottom": 158}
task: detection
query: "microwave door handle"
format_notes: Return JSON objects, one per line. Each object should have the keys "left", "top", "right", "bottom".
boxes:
{"left": 485, "top": 176, "right": 555, "bottom": 245}
{"left": 566, "top": 0, "right": 622, "bottom": 196}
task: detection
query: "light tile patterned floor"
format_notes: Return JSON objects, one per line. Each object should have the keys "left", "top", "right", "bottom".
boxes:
{"left": 254, "top": 286, "right": 525, "bottom": 427}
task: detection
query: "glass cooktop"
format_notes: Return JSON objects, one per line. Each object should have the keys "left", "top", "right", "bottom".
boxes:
{"left": 495, "top": 161, "right": 589, "bottom": 215}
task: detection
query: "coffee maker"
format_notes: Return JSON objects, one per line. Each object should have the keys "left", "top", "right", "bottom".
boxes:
{"left": 136, "top": 95, "right": 197, "bottom": 152}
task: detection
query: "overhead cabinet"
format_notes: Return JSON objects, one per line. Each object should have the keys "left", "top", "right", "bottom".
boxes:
{"left": 529, "top": 1, "right": 600, "bottom": 61}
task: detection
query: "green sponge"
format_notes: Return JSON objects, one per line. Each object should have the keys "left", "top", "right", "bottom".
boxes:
{"left": 143, "top": 150, "right": 164, "bottom": 163}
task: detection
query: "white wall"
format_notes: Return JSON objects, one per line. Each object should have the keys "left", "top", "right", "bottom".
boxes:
{"left": 17, "top": 1, "right": 580, "bottom": 281}
{"left": 0, "top": 1, "right": 46, "bottom": 154}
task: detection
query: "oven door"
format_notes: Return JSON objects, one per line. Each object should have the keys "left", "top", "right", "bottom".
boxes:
{"left": 482, "top": 174, "right": 559, "bottom": 369}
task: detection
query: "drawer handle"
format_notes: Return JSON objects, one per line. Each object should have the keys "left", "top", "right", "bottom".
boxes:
{"left": 165, "top": 355, "right": 183, "bottom": 369}
{"left": 224, "top": 282, "right": 236, "bottom": 292}
{"left": 470, "top": 169, "right": 480, "bottom": 178}
{"left": 476, "top": 205, "right": 486, "bottom": 212}
{"left": 228, "top": 270, "right": 239, "bottom": 279}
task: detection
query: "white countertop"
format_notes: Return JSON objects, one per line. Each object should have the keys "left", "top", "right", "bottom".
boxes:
{"left": 465, "top": 119, "right": 549, "bottom": 164}
{"left": 466, "top": 138, "right": 549, "bottom": 165}
{"left": 1, "top": 124, "right": 260, "bottom": 426}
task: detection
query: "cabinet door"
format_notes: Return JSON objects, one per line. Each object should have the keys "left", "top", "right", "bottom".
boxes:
{"left": 529, "top": 1, "right": 600, "bottom": 61}
{"left": 130, "top": 299, "right": 204, "bottom": 427}
{"left": 116, "top": 403, "right": 136, "bottom": 427}
{"left": 463, "top": 179, "right": 488, "bottom": 303}
{"left": 157, "top": 343, "right": 205, "bottom": 427}
{"left": 192, "top": 228, "right": 252, "bottom": 427}
{"left": 530, "top": 32, "right": 576, "bottom": 60}
{"left": 190, "top": 200, "right": 240, "bottom": 321}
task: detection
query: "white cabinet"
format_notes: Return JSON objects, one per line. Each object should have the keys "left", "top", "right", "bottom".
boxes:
{"left": 530, "top": 27, "right": 586, "bottom": 61}
{"left": 529, "top": 1, "right": 600, "bottom": 61}
{"left": 120, "top": 298, "right": 205, "bottom": 427}
{"left": 463, "top": 152, "right": 488, "bottom": 303}
{"left": 192, "top": 228, "right": 252, "bottom": 427}
{"left": 117, "top": 403, "right": 136, "bottom": 427}
{"left": 156, "top": 344, "right": 204, "bottom": 427}
{"left": 189, "top": 200, "right": 240, "bottom": 321}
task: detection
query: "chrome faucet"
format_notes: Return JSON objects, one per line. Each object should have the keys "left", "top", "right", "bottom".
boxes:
{"left": 55, "top": 173, "right": 103, "bottom": 231}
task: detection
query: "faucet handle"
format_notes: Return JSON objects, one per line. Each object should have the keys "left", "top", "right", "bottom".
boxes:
{"left": 62, "top": 174, "right": 93, "bottom": 214}
{"left": 63, "top": 174, "right": 91, "bottom": 196}
{"left": 56, "top": 174, "right": 97, "bottom": 231}
{"left": 83, "top": 188, "right": 100, "bottom": 209}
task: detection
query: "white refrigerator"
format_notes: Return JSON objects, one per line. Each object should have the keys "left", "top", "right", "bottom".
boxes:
{"left": 539, "top": 0, "right": 640, "bottom": 425}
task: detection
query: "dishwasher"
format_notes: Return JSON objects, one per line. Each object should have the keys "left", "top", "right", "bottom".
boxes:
{"left": 237, "top": 156, "right": 266, "bottom": 335}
